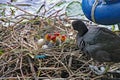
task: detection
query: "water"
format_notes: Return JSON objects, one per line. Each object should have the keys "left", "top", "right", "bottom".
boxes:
{"left": 0, "top": 0, "right": 82, "bottom": 16}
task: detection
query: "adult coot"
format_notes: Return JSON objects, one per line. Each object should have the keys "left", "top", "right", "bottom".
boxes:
{"left": 72, "top": 20, "right": 120, "bottom": 74}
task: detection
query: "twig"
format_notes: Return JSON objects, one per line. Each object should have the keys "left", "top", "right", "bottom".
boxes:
{"left": 27, "top": 56, "right": 38, "bottom": 80}
{"left": 7, "top": 2, "right": 35, "bottom": 16}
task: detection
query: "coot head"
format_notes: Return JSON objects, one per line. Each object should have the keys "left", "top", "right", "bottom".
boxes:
{"left": 72, "top": 20, "right": 88, "bottom": 36}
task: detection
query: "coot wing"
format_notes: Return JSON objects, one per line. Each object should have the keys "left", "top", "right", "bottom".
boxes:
{"left": 78, "top": 27, "right": 120, "bottom": 62}
{"left": 83, "top": 27, "right": 120, "bottom": 45}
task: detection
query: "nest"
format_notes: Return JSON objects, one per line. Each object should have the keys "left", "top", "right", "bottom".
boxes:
{"left": 0, "top": 16, "right": 120, "bottom": 80}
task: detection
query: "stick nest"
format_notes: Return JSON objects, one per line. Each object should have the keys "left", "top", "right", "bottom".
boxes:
{"left": 0, "top": 16, "right": 120, "bottom": 80}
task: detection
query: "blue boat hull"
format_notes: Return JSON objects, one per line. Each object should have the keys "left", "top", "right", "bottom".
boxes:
{"left": 82, "top": 0, "right": 120, "bottom": 25}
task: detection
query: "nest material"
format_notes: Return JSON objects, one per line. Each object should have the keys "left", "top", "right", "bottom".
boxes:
{"left": 0, "top": 17, "right": 120, "bottom": 80}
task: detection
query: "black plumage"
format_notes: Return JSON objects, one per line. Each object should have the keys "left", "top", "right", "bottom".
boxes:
{"left": 72, "top": 20, "right": 120, "bottom": 62}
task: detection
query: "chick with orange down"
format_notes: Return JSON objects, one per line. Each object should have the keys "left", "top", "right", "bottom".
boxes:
{"left": 54, "top": 32, "right": 67, "bottom": 42}
{"left": 60, "top": 35, "right": 66, "bottom": 42}
{"left": 50, "top": 35, "right": 57, "bottom": 43}
{"left": 45, "top": 33, "right": 52, "bottom": 42}
{"left": 54, "top": 32, "right": 66, "bottom": 40}
{"left": 39, "top": 32, "right": 67, "bottom": 48}
{"left": 46, "top": 34, "right": 58, "bottom": 48}
{"left": 54, "top": 32, "right": 60, "bottom": 37}
{"left": 54, "top": 32, "right": 67, "bottom": 45}
{"left": 54, "top": 32, "right": 62, "bottom": 46}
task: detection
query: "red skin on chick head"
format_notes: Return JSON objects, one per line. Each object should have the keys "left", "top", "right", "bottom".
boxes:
{"left": 50, "top": 35, "right": 56, "bottom": 43}
{"left": 54, "top": 32, "right": 60, "bottom": 37}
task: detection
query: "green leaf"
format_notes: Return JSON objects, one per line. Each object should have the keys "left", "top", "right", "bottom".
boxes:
{"left": 0, "top": 49, "right": 4, "bottom": 55}
{"left": 111, "top": 25, "right": 115, "bottom": 31}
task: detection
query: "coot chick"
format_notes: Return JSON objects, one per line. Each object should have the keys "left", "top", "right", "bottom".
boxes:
{"left": 72, "top": 20, "right": 120, "bottom": 74}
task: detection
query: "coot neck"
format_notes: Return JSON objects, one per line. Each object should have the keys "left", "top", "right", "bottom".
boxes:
{"left": 78, "top": 29, "right": 88, "bottom": 37}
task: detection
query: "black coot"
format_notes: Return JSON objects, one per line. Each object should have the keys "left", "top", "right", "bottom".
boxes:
{"left": 72, "top": 20, "right": 120, "bottom": 62}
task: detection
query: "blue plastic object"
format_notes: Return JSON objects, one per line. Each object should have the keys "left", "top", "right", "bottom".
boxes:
{"left": 35, "top": 55, "right": 46, "bottom": 59}
{"left": 82, "top": 0, "right": 120, "bottom": 25}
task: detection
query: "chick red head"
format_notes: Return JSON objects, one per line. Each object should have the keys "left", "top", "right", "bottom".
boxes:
{"left": 45, "top": 33, "right": 51, "bottom": 41}
{"left": 50, "top": 35, "right": 56, "bottom": 43}
{"left": 54, "top": 32, "right": 60, "bottom": 37}
{"left": 61, "top": 35, "right": 66, "bottom": 42}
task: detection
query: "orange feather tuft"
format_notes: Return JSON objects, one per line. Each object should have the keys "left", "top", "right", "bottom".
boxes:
{"left": 45, "top": 34, "right": 51, "bottom": 41}
{"left": 61, "top": 35, "right": 66, "bottom": 42}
